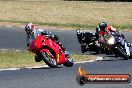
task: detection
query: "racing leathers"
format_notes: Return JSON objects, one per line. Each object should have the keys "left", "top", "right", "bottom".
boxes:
{"left": 96, "top": 25, "right": 118, "bottom": 44}
{"left": 96, "top": 25, "right": 131, "bottom": 55}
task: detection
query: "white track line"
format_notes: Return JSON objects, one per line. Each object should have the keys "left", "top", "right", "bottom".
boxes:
{"left": 26, "top": 65, "right": 49, "bottom": 69}
{"left": 0, "top": 49, "right": 8, "bottom": 51}
{"left": 74, "top": 60, "right": 95, "bottom": 64}
{"left": 0, "top": 49, "right": 22, "bottom": 52}
{"left": 15, "top": 50, "right": 21, "bottom": 52}
{"left": 0, "top": 68, "right": 21, "bottom": 71}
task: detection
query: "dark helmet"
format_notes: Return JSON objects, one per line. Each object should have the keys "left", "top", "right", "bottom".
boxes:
{"left": 99, "top": 21, "right": 107, "bottom": 31}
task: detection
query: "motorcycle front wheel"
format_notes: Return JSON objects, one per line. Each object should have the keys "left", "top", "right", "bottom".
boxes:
{"left": 63, "top": 56, "right": 73, "bottom": 67}
{"left": 116, "top": 46, "right": 129, "bottom": 60}
{"left": 129, "top": 51, "right": 132, "bottom": 59}
{"left": 41, "top": 51, "right": 57, "bottom": 68}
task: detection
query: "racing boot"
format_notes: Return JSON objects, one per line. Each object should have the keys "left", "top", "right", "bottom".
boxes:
{"left": 57, "top": 41, "right": 70, "bottom": 57}
{"left": 57, "top": 42, "right": 70, "bottom": 57}
{"left": 51, "top": 35, "right": 66, "bottom": 52}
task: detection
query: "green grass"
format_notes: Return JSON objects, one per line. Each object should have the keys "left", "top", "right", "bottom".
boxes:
{"left": 0, "top": 50, "right": 96, "bottom": 69}
{"left": 1, "top": 19, "right": 132, "bottom": 30}
{"left": 0, "top": 19, "right": 95, "bottom": 28}
{"left": 72, "top": 54, "right": 96, "bottom": 62}
{"left": 0, "top": 50, "right": 35, "bottom": 68}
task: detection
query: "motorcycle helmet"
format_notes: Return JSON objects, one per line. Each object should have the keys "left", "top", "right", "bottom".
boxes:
{"left": 76, "top": 29, "right": 83, "bottom": 35}
{"left": 99, "top": 21, "right": 107, "bottom": 32}
{"left": 25, "top": 23, "right": 35, "bottom": 35}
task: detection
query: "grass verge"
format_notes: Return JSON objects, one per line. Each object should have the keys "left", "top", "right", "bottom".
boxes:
{"left": 1, "top": 19, "right": 132, "bottom": 31}
{"left": 0, "top": 50, "right": 96, "bottom": 69}
{"left": 0, "top": 19, "right": 95, "bottom": 29}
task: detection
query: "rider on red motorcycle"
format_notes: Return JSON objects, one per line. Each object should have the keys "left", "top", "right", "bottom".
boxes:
{"left": 25, "top": 23, "right": 65, "bottom": 62}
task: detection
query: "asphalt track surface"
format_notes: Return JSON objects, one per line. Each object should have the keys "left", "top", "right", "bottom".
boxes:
{"left": 0, "top": 26, "right": 81, "bottom": 53}
{"left": 0, "top": 27, "right": 132, "bottom": 88}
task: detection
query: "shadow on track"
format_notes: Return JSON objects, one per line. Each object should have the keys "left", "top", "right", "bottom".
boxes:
{"left": 29, "top": 66, "right": 62, "bottom": 70}
{"left": 101, "top": 55, "right": 129, "bottom": 61}
{"left": 82, "top": 52, "right": 130, "bottom": 61}
{"left": 20, "top": 66, "right": 62, "bottom": 70}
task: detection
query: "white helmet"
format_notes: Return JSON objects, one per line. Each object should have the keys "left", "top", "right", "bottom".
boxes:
{"left": 77, "top": 29, "right": 83, "bottom": 34}
{"left": 25, "top": 23, "right": 35, "bottom": 35}
{"left": 25, "top": 23, "right": 35, "bottom": 31}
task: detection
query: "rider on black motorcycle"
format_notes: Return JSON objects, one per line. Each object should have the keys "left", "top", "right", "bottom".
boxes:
{"left": 25, "top": 23, "right": 65, "bottom": 62}
{"left": 76, "top": 29, "right": 99, "bottom": 53}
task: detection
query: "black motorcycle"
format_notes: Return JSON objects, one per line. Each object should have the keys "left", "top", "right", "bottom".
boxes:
{"left": 76, "top": 29, "right": 100, "bottom": 53}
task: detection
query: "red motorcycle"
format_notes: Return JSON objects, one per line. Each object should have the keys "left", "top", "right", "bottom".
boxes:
{"left": 28, "top": 34, "right": 73, "bottom": 68}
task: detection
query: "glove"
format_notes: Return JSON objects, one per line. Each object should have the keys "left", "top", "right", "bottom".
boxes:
{"left": 41, "top": 31, "right": 51, "bottom": 35}
{"left": 45, "top": 34, "right": 51, "bottom": 37}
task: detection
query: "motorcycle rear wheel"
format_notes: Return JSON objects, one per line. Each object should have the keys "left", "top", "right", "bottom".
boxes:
{"left": 41, "top": 51, "right": 57, "bottom": 68}
{"left": 81, "top": 44, "right": 87, "bottom": 53}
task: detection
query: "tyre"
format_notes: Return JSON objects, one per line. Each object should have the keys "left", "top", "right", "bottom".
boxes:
{"left": 63, "top": 57, "right": 73, "bottom": 67}
{"left": 81, "top": 44, "right": 86, "bottom": 53}
{"left": 41, "top": 51, "right": 57, "bottom": 68}
{"left": 117, "top": 46, "right": 129, "bottom": 60}
{"left": 90, "top": 44, "right": 100, "bottom": 54}
{"left": 129, "top": 51, "right": 132, "bottom": 59}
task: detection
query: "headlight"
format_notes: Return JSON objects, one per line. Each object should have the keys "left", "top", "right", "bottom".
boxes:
{"left": 107, "top": 37, "right": 115, "bottom": 45}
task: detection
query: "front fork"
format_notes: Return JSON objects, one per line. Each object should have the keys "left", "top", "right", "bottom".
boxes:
{"left": 124, "top": 42, "right": 130, "bottom": 56}
{"left": 118, "top": 36, "right": 130, "bottom": 56}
